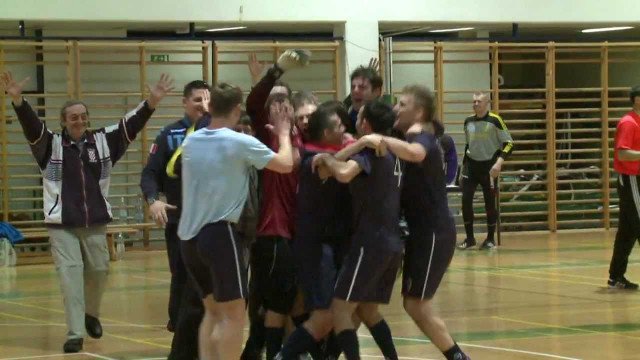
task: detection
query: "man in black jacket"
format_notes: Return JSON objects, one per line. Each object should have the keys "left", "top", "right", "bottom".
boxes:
{"left": 0, "top": 71, "right": 173, "bottom": 353}
{"left": 140, "top": 80, "right": 210, "bottom": 360}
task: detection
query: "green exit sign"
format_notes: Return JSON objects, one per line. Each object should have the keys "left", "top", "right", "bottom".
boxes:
{"left": 150, "top": 54, "right": 170, "bottom": 62}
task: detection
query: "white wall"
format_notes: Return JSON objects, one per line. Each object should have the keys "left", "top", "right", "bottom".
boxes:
{"left": 0, "top": 0, "right": 635, "bottom": 23}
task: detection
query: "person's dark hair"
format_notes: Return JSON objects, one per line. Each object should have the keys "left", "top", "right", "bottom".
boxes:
{"left": 292, "top": 90, "right": 319, "bottom": 110}
{"left": 361, "top": 100, "right": 395, "bottom": 135}
{"left": 60, "top": 100, "right": 89, "bottom": 124}
{"left": 631, "top": 85, "right": 640, "bottom": 104}
{"left": 210, "top": 83, "right": 243, "bottom": 117}
{"left": 274, "top": 80, "right": 292, "bottom": 96}
{"left": 307, "top": 101, "right": 349, "bottom": 142}
{"left": 402, "top": 85, "right": 443, "bottom": 135}
{"left": 183, "top": 80, "right": 210, "bottom": 98}
{"left": 238, "top": 112, "right": 252, "bottom": 126}
{"left": 265, "top": 92, "right": 292, "bottom": 110}
{"left": 350, "top": 66, "right": 383, "bottom": 91}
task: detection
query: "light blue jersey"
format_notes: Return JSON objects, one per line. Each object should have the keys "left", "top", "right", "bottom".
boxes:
{"left": 177, "top": 127, "right": 275, "bottom": 240}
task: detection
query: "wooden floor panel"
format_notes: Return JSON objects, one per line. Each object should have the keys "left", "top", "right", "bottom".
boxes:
{"left": 1, "top": 229, "right": 638, "bottom": 359}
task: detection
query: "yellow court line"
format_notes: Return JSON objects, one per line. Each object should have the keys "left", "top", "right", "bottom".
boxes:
{"left": 0, "top": 311, "right": 61, "bottom": 326}
{"left": 493, "top": 267, "right": 607, "bottom": 281}
{"left": 129, "top": 274, "right": 171, "bottom": 284}
{"left": 388, "top": 304, "right": 640, "bottom": 325}
{"left": 102, "top": 332, "right": 169, "bottom": 349}
{"left": 139, "top": 336, "right": 174, "bottom": 342}
{"left": 4, "top": 287, "right": 167, "bottom": 302}
{"left": 0, "top": 308, "right": 169, "bottom": 350}
{"left": 494, "top": 316, "right": 640, "bottom": 341}
{"left": 453, "top": 268, "right": 602, "bottom": 287}
{"left": 0, "top": 299, "right": 162, "bottom": 330}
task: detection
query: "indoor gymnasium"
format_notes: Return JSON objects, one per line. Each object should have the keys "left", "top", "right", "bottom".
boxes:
{"left": 0, "top": 1, "right": 639, "bottom": 359}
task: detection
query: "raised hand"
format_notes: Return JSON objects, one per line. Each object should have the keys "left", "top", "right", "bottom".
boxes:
{"left": 147, "top": 73, "right": 175, "bottom": 109}
{"left": 266, "top": 102, "right": 292, "bottom": 138}
{"left": 248, "top": 53, "right": 266, "bottom": 85}
{"left": 195, "top": 88, "right": 211, "bottom": 115}
{"left": 368, "top": 57, "right": 380, "bottom": 73}
{"left": 0, "top": 71, "right": 30, "bottom": 104}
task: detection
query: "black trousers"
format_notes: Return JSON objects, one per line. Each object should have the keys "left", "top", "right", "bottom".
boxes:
{"left": 461, "top": 159, "right": 497, "bottom": 238}
{"left": 165, "top": 223, "right": 204, "bottom": 360}
{"left": 609, "top": 175, "right": 640, "bottom": 279}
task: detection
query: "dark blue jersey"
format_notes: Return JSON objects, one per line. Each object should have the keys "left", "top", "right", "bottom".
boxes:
{"left": 402, "top": 132, "right": 454, "bottom": 235}
{"left": 349, "top": 148, "right": 403, "bottom": 252}
{"left": 295, "top": 147, "right": 351, "bottom": 241}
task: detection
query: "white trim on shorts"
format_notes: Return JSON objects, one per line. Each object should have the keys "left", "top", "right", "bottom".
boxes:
{"left": 227, "top": 223, "right": 244, "bottom": 298}
{"left": 420, "top": 233, "right": 436, "bottom": 300}
{"left": 346, "top": 246, "right": 365, "bottom": 301}
{"left": 269, "top": 242, "right": 277, "bottom": 276}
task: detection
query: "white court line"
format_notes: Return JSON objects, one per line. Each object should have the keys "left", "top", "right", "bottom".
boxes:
{"left": 459, "top": 343, "right": 582, "bottom": 360}
{"left": 84, "top": 353, "right": 118, "bottom": 360}
{"left": 0, "top": 354, "right": 83, "bottom": 360}
{"left": 359, "top": 334, "right": 583, "bottom": 360}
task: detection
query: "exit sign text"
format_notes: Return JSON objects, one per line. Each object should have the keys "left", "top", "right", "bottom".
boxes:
{"left": 150, "top": 54, "right": 170, "bottom": 62}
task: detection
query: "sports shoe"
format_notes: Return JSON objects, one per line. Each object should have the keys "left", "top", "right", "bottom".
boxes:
{"left": 457, "top": 238, "right": 476, "bottom": 250}
{"left": 63, "top": 338, "right": 83, "bottom": 353}
{"left": 85, "top": 313, "right": 103, "bottom": 339}
{"left": 607, "top": 277, "right": 639, "bottom": 290}
{"left": 479, "top": 239, "right": 496, "bottom": 250}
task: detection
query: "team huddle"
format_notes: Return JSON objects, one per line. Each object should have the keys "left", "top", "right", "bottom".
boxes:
{"left": 158, "top": 50, "right": 472, "bottom": 360}
{"left": 0, "top": 48, "right": 523, "bottom": 359}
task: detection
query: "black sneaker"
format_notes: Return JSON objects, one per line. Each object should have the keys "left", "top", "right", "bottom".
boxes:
{"left": 607, "top": 277, "right": 639, "bottom": 290}
{"left": 479, "top": 239, "right": 496, "bottom": 250}
{"left": 85, "top": 313, "right": 103, "bottom": 339}
{"left": 453, "top": 354, "right": 471, "bottom": 360}
{"left": 457, "top": 238, "right": 476, "bottom": 250}
{"left": 63, "top": 338, "right": 83, "bottom": 353}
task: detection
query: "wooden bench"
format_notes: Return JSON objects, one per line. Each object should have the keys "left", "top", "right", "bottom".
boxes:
{"left": 17, "top": 225, "right": 146, "bottom": 264}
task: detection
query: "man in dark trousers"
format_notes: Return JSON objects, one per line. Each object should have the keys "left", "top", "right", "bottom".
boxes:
{"left": 608, "top": 85, "right": 640, "bottom": 290}
{"left": 458, "top": 91, "right": 513, "bottom": 250}
{"left": 140, "top": 80, "right": 210, "bottom": 359}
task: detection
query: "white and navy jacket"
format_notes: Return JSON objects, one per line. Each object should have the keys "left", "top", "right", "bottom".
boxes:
{"left": 13, "top": 99, "right": 155, "bottom": 227}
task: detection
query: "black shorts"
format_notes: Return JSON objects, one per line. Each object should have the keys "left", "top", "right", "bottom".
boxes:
{"left": 293, "top": 237, "right": 346, "bottom": 311}
{"left": 402, "top": 227, "right": 456, "bottom": 300}
{"left": 250, "top": 236, "right": 297, "bottom": 315}
{"left": 334, "top": 246, "right": 402, "bottom": 304}
{"left": 181, "top": 222, "right": 247, "bottom": 302}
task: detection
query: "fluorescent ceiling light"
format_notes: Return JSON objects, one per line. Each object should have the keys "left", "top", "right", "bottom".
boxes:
{"left": 206, "top": 26, "right": 247, "bottom": 32}
{"left": 581, "top": 26, "right": 633, "bottom": 33}
{"left": 429, "top": 27, "right": 475, "bottom": 33}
